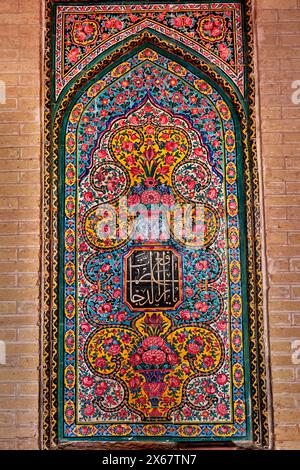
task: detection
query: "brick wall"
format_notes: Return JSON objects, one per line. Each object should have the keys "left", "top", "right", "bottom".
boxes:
{"left": 255, "top": 0, "right": 300, "bottom": 450}
{"left": 0, "top": 0, "right": 299, "bottom": 450}
{"left": 0, "top": 0, "right": 41, "bottom": 450}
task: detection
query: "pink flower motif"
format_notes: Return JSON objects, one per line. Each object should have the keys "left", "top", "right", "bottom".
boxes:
{"left": 159, "top": 115, "right": 169, "bottom": 125}
{"left": 101, "top": 263, "right": 110, "bottom": 272}
{"left": 83, "top": 404, "right": 95, "bottom": 417}
{"left": 217, "top": 320, "right": 227, "bottom": 331}
{"left": 167, "top": 353, "right": 179, "bottom": 366}
{"left": 180, "top": 310, "right": 191, "bottom": 321}
{"left": 195, "top": 260, "right": 208, "bottom": 271}
{"left": 95, "top": 357, "right": 107, "bottom": 369}
{"left": 185, "top": 287, "right": 194, "bottom": 297}
{"left": 218, "top": 43, "right": 231, "bottom": 61}
{"left": 131, "top": 166, "right": 143, "bottom": 175}
{"left": 194, "top": 147, "right": 205, "bottom": 157}
{"left": 82, "top": 376, "right": 93, "bottom": 387}
{"left": 65, "top": 408, "right": 74, "bottom": 418}
{"left": 127, "top": 194, "right": 140, "bottom": 206}
{"left": 173, "top": 16, "right": 183, "bottom": 27}
{"left": 84, "top": 191, "right": 94, "bottom": 202}
{"left": 95, "top": 381, "right": 108, "bottom": 396}
{"left": 168, "top": 376, "right": 180, "bottom": 388}
{"left": 126, "top": 155, "right": 136, "bottom": 166}
{"left": 98, "top": 302, "right": 112, "bottom": 315}
{"left": 177, "top": 332, "right": 186, "bottom": 343}
{"left": 217, "top": 402, "right": 228, "bottom": 417}
{"left": 113, "top": 288, "right": 120, "bottom": 298}
{"left": 129, "top": 376, "right": 141, "bottom": 389}
{"left": 165, "top": 154, "right": 175, "bottom": 165}
{"left": 142, "top": 349, "right": 166, "bottom": 365}
{"left": 84, "top": 125, "right": 96, "bottom": 135}
{"left": 130, "top": 353, "right": 142, "bottom": 366}
{"left": 159, "top": 165, "right": 170, "bottom": 175}
{"left": 75, "top": 31, "right": 87, "bottom": 42}
{"left": 203, "top": 356, "right": 214, "bottom": 367}
{"left": 122, "top": 140, "right": 134, "bottom": 152}
{"left": 79, "top": 242, "right": 88, "bottom": 252}
{"left": 114, "top": 19, "right": 123, "bottom": 30}
{"left": 84, "top": 24, "right": 95, "bottom": 35}
{"left": 116, "top": 311, "right": 126, "bottom": 322}
{"left": 141, "top": 190, "right": 160, "bottom": 205}
{"left": 144, "top": 177, "right": 158, "bottom": 188}
{"left": 207, "top": 187, "right": 218, "bottom": 200}
{"left": 165, "top": 141, "right": 177, "bottom": 152}
{"left": 184, "top": 16, "right": 193, "bottom": 27}
{"left": 206, "top": 384, "right": 216, "bottom": 394}
{"left": 108, "top": 344, "right": 121, "bottom": 356}
{"left": 195, "top": 301, "right": 209, "bottom": 313}
{"left": 186, "top": 178, "right": 196, "bottom": 190}
{"left": 216, "top": 373, "right": 228, "bottom": 385}
{"left": 67, "top": 48, "right": 80, "bottom": 64}
{"left": 161, "top": 193, "right": 175, "bottom": 206}
{"left": 187, "top": 342, "right": 200, "bottom": 355}
{"left": 142, "top": 336, "right": 165, "bottom": 349}
{"left": 81, "top": 322, "right": 91, "bottom": 333}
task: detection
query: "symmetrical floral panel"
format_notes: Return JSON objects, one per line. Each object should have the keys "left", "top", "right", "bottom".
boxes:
{"left": 44, "top": 0, "right": 269, "bottom": 448}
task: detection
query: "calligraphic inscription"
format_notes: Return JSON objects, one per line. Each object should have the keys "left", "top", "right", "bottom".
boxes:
{"left": 125, "top": 248, "right": 181, "bottom": 310}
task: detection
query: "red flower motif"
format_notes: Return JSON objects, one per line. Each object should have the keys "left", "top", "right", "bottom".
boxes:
{"left": 173, "top": 16, "right": 183, "bottom": 28}
{"left": 95, "top": 381, "right": 108, "bottom": 396}
{"left": 187, "top": 342, "right": 200, "bottom": 355}
{"left": 195, "top": 260, "right": 208, "bottom": 271}
{"left": 116, "top": 311, "right": 126, "bottom": 322}
{"left": 67, "top": 48, "right": 80, "bottom": 64}
{"left": 167, "top": 353, "right": 179, "bottom": 366}
{"left": 217, "top": 402, "right": 228, "bottom": 417}
{"left": 168, "top": 376, "right": 180, "bottom": 388}
{"left": 84, "top": 125, "right": 96, "bottom": 135}
{"left": 113, "top": 288, "right": 120, "bottom": 299}
{"left": 207, "top": 187, "right": 218, "bottom": 200}
{"left": 84, "top": 191, "right": 94, "bottom": 202}
{"left": 108, "top": 344, "right": 121, "bottom": 356}
{"left": 82, "top": 376, "right": 93, "bottom": 387}
{"left": 216, "top": 373, "right": 228, "bottom": 385}
{"left": 195, "top": 301, "right": 209, "bottom": 313}
{"left": 127, "top": 194, "right": 140, "bottom": 206}
{"left": 142, "top": 336, "right": 165, "bottom": 350}
{"left": 83, "top": 404, "right": 95, "bottom": 417}
{"left": 130, "top": 353, "right": 142, "bottom": 366}
{"left": 97, "top": 302, "right": 112, "bottom": 315}
{"left": 144, "top": 177, "right": 157, "bottom": 188}
{"left": 142, "top": 349, "right": 166, "bottom": 365}
{"left": 95, "top": 357, "right": 107, "bottom": 369}
{"left": 129, "top": 376, "right": 141, "bottom": 389}
{"left": 84, "top": 24, "right": 95, "bottom": 35}
{"left": 203, "top": 356, "right": 214, "bottom": 367}
{"left": 81, "top": 322, "right": 91, "bottom": 333}
{"left": 180, "top": 310, "right": 191, "bottom": 320}
{"left": 141, "top": 190, "right": 160, "bottom": 205}
{"left": 131, "top": 166, "right": 143, "bottom": 175}
{"left": 161, "top": 193, "right": 175, "bottom": 206}
{"left": 185, "top": 287, "right": 194, "bottom": 297}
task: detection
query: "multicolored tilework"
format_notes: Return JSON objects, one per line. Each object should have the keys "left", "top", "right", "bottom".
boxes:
{"left": 44, "top": 1, "right": 269, "bottom": 447}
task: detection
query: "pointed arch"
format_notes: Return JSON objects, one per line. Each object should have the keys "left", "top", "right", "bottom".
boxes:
{"left": 43, "top": 0, "right": 269, "bottom": 450}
